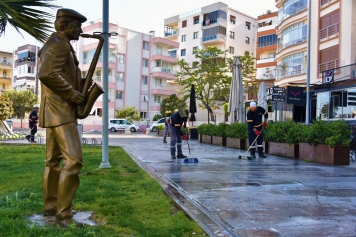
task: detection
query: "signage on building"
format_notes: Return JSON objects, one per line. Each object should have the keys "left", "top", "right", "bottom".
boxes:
{"left": 268, "top": 86, "right": 286, "bottom": 102}
{"left": 287, "top": 86, "right": 303, "bottom": 105}
{"left": 322, "top": 69, "right": 334, "bottom": 84}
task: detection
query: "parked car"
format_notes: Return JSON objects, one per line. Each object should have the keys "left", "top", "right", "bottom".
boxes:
{"left": 150, "top": 118, "right": 167, "bottom": 132}
{"left": 108, "top": 119, "right": 140, "bottom": 132}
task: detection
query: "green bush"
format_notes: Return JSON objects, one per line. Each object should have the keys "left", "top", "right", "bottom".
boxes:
{"left": 152, "top": 114, "right": 163, "bottom": 121}
{"left": 305, "top": 119, "right": 351, "bottom": 147}
{"left": 198, "top": 123, "right": 216, "bottom": 136}
{"left": 209, "top": 122, "right": 229, "bottom": 137}
{"left": 264, "top": 121, "right": 304, "bottom": 145}
{"left": 157, "top": 124, "right": 165, "bottom": 131}
{"left": 225, "top": 123, "right": 248, "bottom": 139}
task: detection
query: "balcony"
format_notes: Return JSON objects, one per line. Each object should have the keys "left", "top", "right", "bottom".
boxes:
{"left": 202, "top": 18, "right": 227, "bottom": 27}
{"left": 257, "top": 57, "right": 276, "bottom": 65}
{"left": 320, "top": 63, "right": 356, "bottom": 83}
{"left": 320, "top": 0, "right": 336, "bottom": 7}
{"left": 277, "top": 5, "right": 307, "bottom": 27}
{"left": 276, "top": 68, "right": 306, "bottom": 80}
{"left": 277, "top": 37, "right": 307, "bottom": 53}
{"left": 151, "top": 67, "right": 176, "bottom": 80}
{"left": 153, "top": 37, "right": 179, "bottom": 49}
{"left": 164, "top": 29, "right": 179, "bottom": 40}
{"left": 319, "top": 23, "right": 339, "bottom": 41}
{"left": 318, "top": 59, "right": 339, "bottom": 75}
{"left": 202, "top": 34, "right": 226, "bottom": 45}
{"left": 151, "top": 84, "right": 178, "bottom": 95}
{"left": 258, "top": 41, "right": 277, "bottom": 48}
{"left": 152, "top": 51, "right": 178, "bottom": 63}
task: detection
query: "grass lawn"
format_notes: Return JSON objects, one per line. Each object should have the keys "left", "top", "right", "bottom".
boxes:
{"left": 0, "top": 145, "right": 207, "bottom": 237}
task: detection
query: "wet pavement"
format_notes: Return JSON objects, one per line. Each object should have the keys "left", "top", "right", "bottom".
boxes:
{"left": 3, "top": 133, "right": 356, "bottom": 237}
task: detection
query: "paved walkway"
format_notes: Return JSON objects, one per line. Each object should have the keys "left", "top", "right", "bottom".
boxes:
{"left": 2, "top": 133, "right": 356, "bottom": 237}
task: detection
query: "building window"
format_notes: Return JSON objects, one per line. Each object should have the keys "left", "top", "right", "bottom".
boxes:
{"left": 182, "top": 20, "right": 187, "bottom": 28}
{"left": 143, "top": 41, "right": 149, "bottom": 50}
{"left": 27, "top": 66, "right": 35, "bottom": 73}
{"left": 181, "top": 35, "right": 186, "bottom": 42}
{"left": 181, "top": 49, "right": 186, "bottom": 56}
{"left": 3, "top": 57, "right": 6, "bottom": 63}
{"left": 3, "top": 70, "right": 6, "bottom": 77}
{"left": 230, "top": 31, "right": 235, "bottom": 39}
{"left": 154, "top": 95, "right": 161, "bottom": 103}
{"left": 140, "top": 112, "right": 147, "bottom": 118}
{"left": 142, "top": 76, "right": 148, "bottom": 84}
{"left": 117, "top": 72, "right": 124, "bottom": 81}
{"left": 193, "top": 32, "right": 198, "bottom": 39}
{"left": 193, "top": 16, "right": 199, "bottom": 24}
{"left": 246, "top": 22, "right": 251, "bottom": 30}
{"left": 245, "top": 37, "right": 250, "bottom": 44}
{"left": 230, "top": 15, "right": 236, "bottom": 24}
{"left": 118, "top": 36, "right": 125, "bottom": 45}
{"left": 258, "top": 34, "right": 278, "bottom": 47}
{"left": 193, "top": 46, "right": 198, "bottom": 54}
{"left": 116, "top": 91, "right": 123, "bottom": 99}
{"left": 2, "top": 84, "right": 5, "bottom": 90}
{"left": 229, "top": 47, "right": 234, "bottom": 54}
{"left": 142, "top": 58, "right": 148, "bottom": 67}
{"left": 155, "top": 78, "right": 162, "bottom": 86}
{"left": 118, "top": 54, "right": 124, "bottom": 63}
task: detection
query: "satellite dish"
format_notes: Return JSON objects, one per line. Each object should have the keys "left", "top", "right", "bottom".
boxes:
{"left": 266, "top": 10, "right": 272, "bottom": 14}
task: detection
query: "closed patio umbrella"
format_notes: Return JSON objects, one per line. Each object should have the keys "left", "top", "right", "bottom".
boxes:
{"left": 189, "top": 84, "right": 197, "bottom": 126}
{"left": 228, "top": 56, "right": 245, "bottom": 123}
{"left": 257, "top": 81, "right": 268, "bottom": 111}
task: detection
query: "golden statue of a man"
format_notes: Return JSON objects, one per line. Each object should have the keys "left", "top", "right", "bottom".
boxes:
{"left": 38, "top": 8, "right": 87, "bottom": 224}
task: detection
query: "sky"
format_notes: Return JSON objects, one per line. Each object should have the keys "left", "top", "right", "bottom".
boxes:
{"left": 0, "top": 0, "right": 277, "bottom": 52}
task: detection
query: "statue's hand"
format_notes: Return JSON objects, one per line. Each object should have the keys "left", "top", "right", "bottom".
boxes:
{"left": 69, "top": 91, "right": 85, "bottom": 104}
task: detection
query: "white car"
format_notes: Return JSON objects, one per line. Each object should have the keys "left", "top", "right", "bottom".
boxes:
{"left": 150, "top": 118, "right": 167, "bottom": 132}
{"left": 108, "top": 119, "right": 140, "bottom": 132}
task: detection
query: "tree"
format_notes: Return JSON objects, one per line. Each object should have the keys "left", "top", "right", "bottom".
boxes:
{"left": 0, "top": 0, "right": 59, "bottom": 42}
{"left": 115, "top": 106, "right": 140, "bottom": 122}
{"left": 159, "top": 94, "right": 186, "bottom": 117}
{"left": 176, "top": 46, "right": 232, "bottom": 122}
{"left": 240, "top": 51, "right": 261, "bottom": 97}
{"left": 0, "top": 92, "right": 14, "bottom": 121}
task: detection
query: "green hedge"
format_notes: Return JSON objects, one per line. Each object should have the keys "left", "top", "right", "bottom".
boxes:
{"left": 225, "top": 123, "right": 248, "bottom": 139}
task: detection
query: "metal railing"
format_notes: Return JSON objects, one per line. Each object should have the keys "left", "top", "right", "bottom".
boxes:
{"left": 258, "top": 41, "right": 277, "bottom": 48}
{"left": 277, "top": 5, "right": 307, "bottom": 26}
{"left": 320, "top": 63, "right": 356, "bottom": 84}
{"left": 165, "top": 29, "right": 178, "bottom": 37}
{"left": 155, "top": 51, "right": 177, "bottom": 58}
{"left": 0, "top": 62, "right": 12, "bottom": 66}
{"left": 320, "top": 0, "right": 334, "bottom": 7}
{"left": 318, "top": 59, "right": 339, "bottom": 75}
{"left": 276, "top": 68, "right": 306, "bottom": 80}
{"left": 277, "top": 37, "right": 307, "bottom": 53}
{"left": 319, "top": 22, "right": 339, "bottom": 40}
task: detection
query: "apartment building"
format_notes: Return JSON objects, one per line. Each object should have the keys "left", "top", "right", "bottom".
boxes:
{"left": 13, "top": 45, "right": 40, "bottom": 94}
{"left": 0, "top": 51, "right": 12, "bottom": 95}
{"left": 275, "top": 0, "right": 356, "bottom": 122}
{"left": 256, "top": 11, "right": 278, "bottom": 81}
{"left": 71, "top": 20, "right": 180, "bottom": 120}
{"left": 164, "top": 2, "right": 257, "bottom": 121}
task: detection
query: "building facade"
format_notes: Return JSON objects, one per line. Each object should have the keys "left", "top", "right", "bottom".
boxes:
{"left": 0, "top": 51, "right": 12, "bottom": 95}
{"left": 164, "top": 2, "right": 257, "bottom": 122}
{"left": 273, "top": 0, "right": 356, "bottom": 122}
{"left": 12, "top": 45, "right": 40, "bottom": 94}
{"left": 71, "top": 20, "right": 180, "bottom": 120}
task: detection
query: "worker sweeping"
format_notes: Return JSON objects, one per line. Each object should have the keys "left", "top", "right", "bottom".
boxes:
{"left": 168, "top": 107, "right": 189, "bottom": 159}
{"left": 246, "top": 101, "right": 268, "bottom": 158}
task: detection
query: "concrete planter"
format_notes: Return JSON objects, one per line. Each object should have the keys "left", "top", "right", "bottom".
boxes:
{"left": 268, "top": 142, "right": 299, "bottom": 158}
{"left": 212, "top": 136, "right": 226, "bottom": 146}
{"left": 226, "top": 138, "right": 246, "bottom": 149}
{"left": 299, "top": 143, "right": 350, "bottom": 165}
{"left": 201, "top": 135, "right": 212, "bottom": 144}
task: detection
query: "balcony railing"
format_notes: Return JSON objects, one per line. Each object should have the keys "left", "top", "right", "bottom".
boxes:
{"left": 165, "top": 29, "right": 178, "bottom": 37}
{"left": 320, "top": 0, "right": 334, "bottom": 7}
{"left": 258, "top": 41, "right": 277, "bottom": 48}
{"left": 0, "top": 62, "right": 12, "bottom": 66}
{"left": 202, "top": 34, "right": 226, "bottom": 43}
{"left": 277, "top": 5, "right": 307, "bottom": 26}
{"left": 320, "top": 63, "right": 356, "bottom": 83}
{"left": 152, "top": 67, "right": 176, "bottom": 75}
{"left": 319, "top": 22, "right": 339, "bottom": 40}
{"left": 155, "top": 51, "right": 177, "bottom": 58}
{"left": 277, "top": 37, "right": 307, "bottom": 53}
{"left": 318, "top": 59, "right": 339, "bottom": 75}
{"left": 276, "top": 68, "right": 306, "bottom": 80}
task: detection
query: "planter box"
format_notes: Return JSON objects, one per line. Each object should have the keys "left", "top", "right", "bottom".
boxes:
{"left": 212, "top": 136, "right": 226, "bottom": 146}
{"left": 198, "top": 133, "right": 202, "bottom": 142}
{"left": 157, "top": 130, "right": 170, "bottom": 137}
{"left": 268, "top": 142, "right": 299, "bottom": 158}
{"left": 299, "top": 143, "right": 350, "bottom": 165}
{"left": 201, "top": 135, "right": 212, "bottom": 144}
{"left": 226, "top": 138, "right": 246, "bottom": 149}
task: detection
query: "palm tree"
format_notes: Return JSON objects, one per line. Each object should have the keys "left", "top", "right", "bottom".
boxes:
{"left": 0, "top": 0, "right": 59, "bottom": 42}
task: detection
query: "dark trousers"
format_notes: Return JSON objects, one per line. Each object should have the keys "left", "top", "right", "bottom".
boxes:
{"left": 169, "top": 124, "right": 183, "bottom": 156}
{"left": 248, "top": 126, "right": 264, "bottom": 155}
{"left": 30, "top": 125, "right": 37, "bottom": 141}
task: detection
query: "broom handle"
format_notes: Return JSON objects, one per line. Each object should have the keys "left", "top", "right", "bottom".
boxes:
{"left": 245, "top": 128, "right": 264, "bottom": 154}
